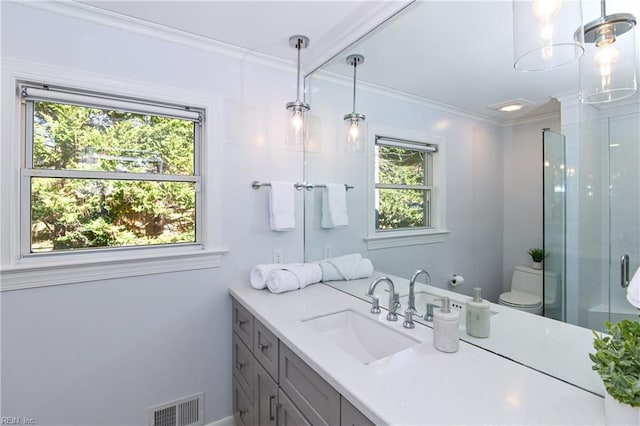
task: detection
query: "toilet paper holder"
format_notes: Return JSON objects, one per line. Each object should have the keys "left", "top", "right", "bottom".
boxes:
{"left": 449, "top": 274, "right": 464, "bottom": 287}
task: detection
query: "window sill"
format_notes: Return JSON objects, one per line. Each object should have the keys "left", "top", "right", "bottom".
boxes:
{"left": 0, "top": 247, "right": 228, "bottom": 291}
{"left": 364, "top": 229, "right": 449, "bottom": 250}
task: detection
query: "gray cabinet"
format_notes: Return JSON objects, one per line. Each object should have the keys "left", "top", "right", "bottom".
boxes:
{"left": 341, "top": 397, "right": 375, "bottom": 426}
{"left": 231, "top": 295, "right": 374, "bottom": 426}
{"left": 279, "top": 344, "right": 340, "bottom": 426}
{"left": 278, "top": 389, "right": 311, "bottom": 426}
{"left": 255, "top": 362, "right": 278, "bottom": 426}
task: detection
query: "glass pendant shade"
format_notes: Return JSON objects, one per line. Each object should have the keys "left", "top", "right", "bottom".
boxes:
{"left": 285, "top": 35, "right": 310, "bottom": 146}
{"left": 578, "top": 13, "right": 637, "bottom": 104}
{"left": 286, "top": 101, "right": 309, "bottom": 146}
{"left": 513, "top": 0, "right": 584, "bottom": 71}
{"left": 344, "top": 113, "right": 367, "bottom": 153}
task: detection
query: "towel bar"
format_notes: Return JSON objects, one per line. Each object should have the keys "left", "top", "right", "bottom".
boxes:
{"left": 251, "top": 181, "right": 354, "bottom": 191}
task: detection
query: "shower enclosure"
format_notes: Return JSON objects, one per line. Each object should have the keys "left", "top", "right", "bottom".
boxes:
{"left": 543, "top": 112, "right": 640, "bottom": 332}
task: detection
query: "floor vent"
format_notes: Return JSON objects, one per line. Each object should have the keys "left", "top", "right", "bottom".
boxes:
{"left": 149, "top": 392, "right": 204, "bottom": 426}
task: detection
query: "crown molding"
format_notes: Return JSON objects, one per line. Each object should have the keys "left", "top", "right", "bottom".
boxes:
{"left": 309, "top": 69, "right": 502, "bottom": 126}
{"left": 303, "top": 1, "right": 414, "bottom": 73}
{"left": 15, "top": 0, "right": 294, "bottom": 71}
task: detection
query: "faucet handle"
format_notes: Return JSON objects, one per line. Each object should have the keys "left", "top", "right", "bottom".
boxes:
{"left": 368, "top": 294, "right": 381, "bottom": 314}
{"left": 387, "top": 293, "right": 400, "bottom": 321}
{"left": 403, "top": 309, "right": 415, "bottom": 329}
{"left": 424, "top": 302, "right": 441, "bottom": 322}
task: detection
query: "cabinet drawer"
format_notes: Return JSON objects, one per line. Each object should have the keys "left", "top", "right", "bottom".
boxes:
{"left": 232, "top": 299, "right": 254, "bottom": 349}
{"left": 233, "top": 377, "right": 254, "bottom": 426}
{"left": 254, "top": 319, "right": 279, "bottom": 381}
{"left": 232, "top": 332, "right": 254, "bottom": 401}
{"left": 341, "top": 397, "right": 375, "bottom": 426}
{"left": 278, "top": 388, "right": 311, "bottom": 426}
{"left": 255, "top": 362, "right": 278, "bottom": 426}
{"left": 279, "top": 344, "right": 340, "bottom": 426}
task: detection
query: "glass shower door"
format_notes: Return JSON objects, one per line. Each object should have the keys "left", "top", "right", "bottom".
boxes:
{"left": 608, "top": 112, "right": 640, "bottom": 325}
{"left": 543, "top": 129, "right": 566, "bottom": 322}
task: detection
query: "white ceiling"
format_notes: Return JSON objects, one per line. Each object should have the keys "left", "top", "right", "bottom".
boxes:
{"left": 74, "top": 0, "right": 640, "bottom": 122}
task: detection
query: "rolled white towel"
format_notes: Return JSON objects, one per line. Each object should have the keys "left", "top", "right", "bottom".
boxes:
{"left": 318, "top": 254, "right": 374, "bottom": 281}
{"left": 266, "top": 264, "right": 323, "bottom": 294}
{"left": 250, "top": 263, "right": 302, "bottom": 289}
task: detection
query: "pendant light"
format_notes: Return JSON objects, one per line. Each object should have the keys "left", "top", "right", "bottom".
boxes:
{"left": 286, "top": 35, "right": 310, "bottom": 146}
{"left": 576, "top": 0, "right": 637, "bottom": 104}
{"left": 344, "top": 54, "right": 366, "bottom": 153}
{"left": 513, "top": 0, "right": 584, "bottom": 71}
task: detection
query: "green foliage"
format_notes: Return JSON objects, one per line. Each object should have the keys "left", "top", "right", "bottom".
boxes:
{"left": 589, "top": 318, "right": 640, "bottom": 407}
{"left": 527, "top": 248, "right": 546, "bottom": 262}
{"left": 376, "top": 145, "right": 429, "bottom": 229}
{"left": 30, "top": 102, "right": 196, "bottom": 252}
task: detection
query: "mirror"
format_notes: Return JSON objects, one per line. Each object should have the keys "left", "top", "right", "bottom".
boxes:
{"left": 303, "top": 0, "right": 640, "bottom": 396}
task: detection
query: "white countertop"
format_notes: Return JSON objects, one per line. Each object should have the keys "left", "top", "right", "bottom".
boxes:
{"left": 230, "top": 282, "right": 605, "bottom": 425}
{"left": 325, "top": 272, "right": 605, "bottom": 396}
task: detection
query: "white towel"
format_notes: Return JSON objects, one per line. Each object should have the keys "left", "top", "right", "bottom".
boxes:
{"left": 269, "top": 181, "right": 295, "bottom": 231}
{"left": 250, "top": 263, "right": 300, "bottom": 289}
{"left": 266, "top": 264, "right": 323, "bottom": 294}
{"left": 321, "top": 183, "right": 348, "bottom": 228}
{"left": 627, "top": 266, "right": 640, "bottom": 308}
{"left": 317, "top": 253, "right": 374, "bottom": 281}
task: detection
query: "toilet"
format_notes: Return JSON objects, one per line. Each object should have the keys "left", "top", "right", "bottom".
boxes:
{"left": 498, "top": 266, "right": 557, "bottom": 315}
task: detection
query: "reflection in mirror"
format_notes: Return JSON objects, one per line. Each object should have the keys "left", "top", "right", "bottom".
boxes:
{"left": 303, "top": 0, "right": 639, "bottom": 395}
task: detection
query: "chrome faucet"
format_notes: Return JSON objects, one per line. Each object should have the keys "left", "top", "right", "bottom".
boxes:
{"left": 367, "top": 276, "right": 400, "bottom": 321}
{"left": 408, "top": 269, "right": 431, "bottom": 314}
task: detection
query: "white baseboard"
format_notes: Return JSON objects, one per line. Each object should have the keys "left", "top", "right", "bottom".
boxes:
{"left": 205, "top": 415, "right": 234, "bottom": 426}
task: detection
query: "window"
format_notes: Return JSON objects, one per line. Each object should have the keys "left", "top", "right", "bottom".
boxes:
{"left": 366, "top": 132, "right": 447, "bottom": 249}
{"left": 374, "top": 136, "right": 435, "bottom": 231}
{"left": 21, "top": 85, "right": 203, "bottom": 254}
{"left": 0, "top": 61, "right": 223, "bottom": 291}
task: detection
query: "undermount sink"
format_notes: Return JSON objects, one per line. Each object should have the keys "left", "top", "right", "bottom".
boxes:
{"left": 399, "top": 291, "right": 498, "bottom": 324}
{"left": 302, "top": 309, "right": 421, "bottom": 364}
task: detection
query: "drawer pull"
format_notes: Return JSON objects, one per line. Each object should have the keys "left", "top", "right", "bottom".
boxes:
{"left": 237, "top": 319, "right": 247, "bottom": 328}
{"left": 237, "top": 408, "right": 248, "bottom": 417}
{"left": 237, "top": 361, "right": 247, "bottom": 369}
{"left": 269, "top": 395, "right": 276, "bottom": 421}
{"left": 259, "top": 342, "right": 270, "bottom": 351}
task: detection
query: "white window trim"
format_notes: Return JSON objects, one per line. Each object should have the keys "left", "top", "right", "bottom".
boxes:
{"left": 364, "top": 125, "right": 448, "bottom": 250}
{"left": 1, "top": 58, "right": 226, "bottom": 291}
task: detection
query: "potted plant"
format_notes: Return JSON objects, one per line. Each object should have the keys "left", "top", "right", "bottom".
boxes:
{"left": 527, "top": 248, "right": 546, "bottom": 270}
{"left": 590, "top": 319, "right": 640, "bottom": 424}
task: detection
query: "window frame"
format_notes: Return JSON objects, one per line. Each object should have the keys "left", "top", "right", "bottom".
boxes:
{"left": 20, "top": 84, "right": 203, "bottom": 257}
{"left": 1, "top": 59, "right": 225, "bottom": 291}
{"left": 365, "top": 127, "right": 448, "bottom": 250}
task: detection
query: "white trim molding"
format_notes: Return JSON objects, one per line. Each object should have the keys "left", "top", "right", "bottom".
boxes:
{"left": 364, "top": 229, "right": 449, "bottom": 250}
{"left": 0, "top": 58, "right": 227, "bottom": 291}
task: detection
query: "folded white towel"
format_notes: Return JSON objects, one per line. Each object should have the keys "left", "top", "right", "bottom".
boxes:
{"left": 266, "top": 264, "right": 323, "bottom": 294}
{"left": 317, "top": 253, "right": 374, "bottom": 281}
{"left": 250, "top": 263, "right": 300, "bottom": 289}
{"left": 627, "top": 266, "right": 640, "bottom": 308}
{"left": 269, "top": 181, "right": 295, "bottom": 231}
{"left": 321, "top": 183, "right": 348, "bottom": 229}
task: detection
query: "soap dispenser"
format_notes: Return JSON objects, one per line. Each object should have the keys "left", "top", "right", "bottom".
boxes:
{"left": 466, "top": 287, "right": 491, "bottom": 338}
{"left": 433, "top": 297, "right": 459, "bottom": 353}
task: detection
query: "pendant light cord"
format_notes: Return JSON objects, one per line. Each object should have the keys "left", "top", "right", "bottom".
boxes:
{"left": 600, "top": 0, "right": 606, "bottom": 18}
{"left": 351, "top": 59, "right": 358, "bottom": 113}
{"left": 295, "top": 39, "right": 302, "bottom": 102}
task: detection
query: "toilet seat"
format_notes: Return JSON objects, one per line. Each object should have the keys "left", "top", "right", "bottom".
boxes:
{"left": 499, "top": 291, "right": 541, "bottom": 308}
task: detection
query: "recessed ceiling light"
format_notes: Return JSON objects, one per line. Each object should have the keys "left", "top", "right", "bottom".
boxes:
{"left": 499, "top": 104, "right": 525, "bottom": 112}
{"left": 488, "top": 98, "right": 535, "bottom": 113}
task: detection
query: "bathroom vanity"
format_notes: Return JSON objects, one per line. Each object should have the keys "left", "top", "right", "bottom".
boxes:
{"left": 230, "top": 280, "right": 605, "bottom": 425}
